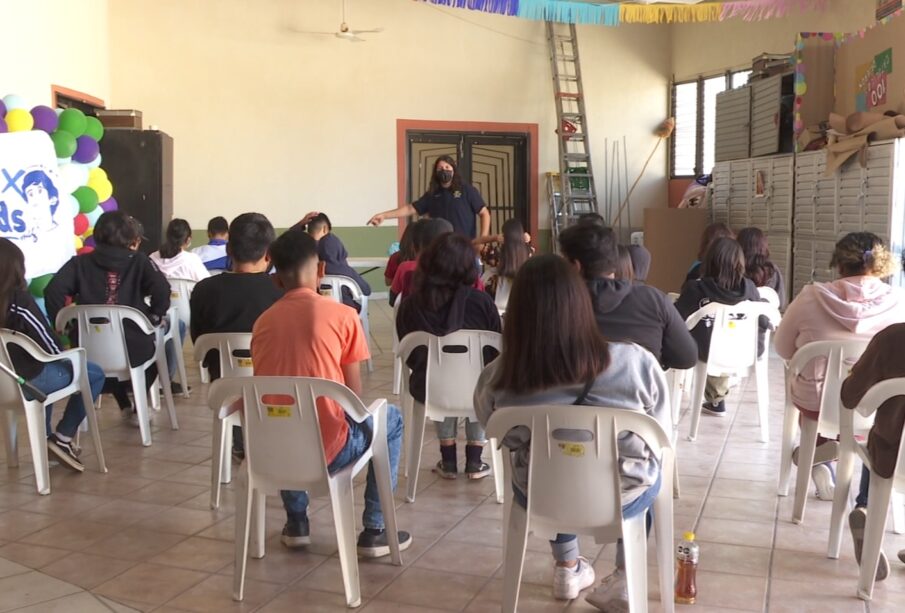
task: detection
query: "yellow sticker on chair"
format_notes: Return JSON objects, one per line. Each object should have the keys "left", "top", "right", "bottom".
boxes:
{"left": 728, "top": 321, "right": 737, "bottom": 329}
{"left": 171, "top": 292, "right": 180, "bottom": 299}
{"left": 266, "top": 405, "right": 292, "bottom": 418}
{"left": 236, "top": 358, "right": 253, "bottom": 368}
{"left": 558, "top": 443, "right": 585, "bottom": 457}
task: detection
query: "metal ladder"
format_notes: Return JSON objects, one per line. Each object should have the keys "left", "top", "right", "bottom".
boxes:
{"left": 545, "top": 21, "right": 599, "bottom": 249}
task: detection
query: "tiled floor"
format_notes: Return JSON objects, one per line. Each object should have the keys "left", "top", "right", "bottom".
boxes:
{"left": 2, "top": 298, "right": 905, "bottom": 612}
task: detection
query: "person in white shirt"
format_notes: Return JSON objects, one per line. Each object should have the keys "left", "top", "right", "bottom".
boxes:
{"left": 192, "top": 216, "right": 229, "bottom": 271}
{"left": 151, "top": 219, "right": 210, "bottom": 282}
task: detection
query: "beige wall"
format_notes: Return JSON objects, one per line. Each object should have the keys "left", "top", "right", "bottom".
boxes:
{"left": 105, "top": 0, "right": 671, "bottom": 232}
{"left": 671, "top": 0, "right": 877, "bottom": 79}
{"left": 0, "top": 0, "right": 110, "bottom": 107}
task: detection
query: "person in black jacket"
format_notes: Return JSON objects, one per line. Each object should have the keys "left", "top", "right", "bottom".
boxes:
{"left": 309, "top": 214, "right": 371, "bottom": 312}
{"left": 44, "top": 212, "right": 171, "bottom": 418}
{"left": 396, "top": 232, "right": 502, "bottom": 480}
{"left": 558, "top": 223, "right": 697, "bottom": 372}
{"left": 675, "top": 237, "right": 769, "bottom": 416}
{"left": 0, "top": 239, "right": 105, "bottom": 472}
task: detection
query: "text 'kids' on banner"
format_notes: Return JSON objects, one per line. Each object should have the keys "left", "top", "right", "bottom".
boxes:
{"left": 0, "top": 131, "right": 75, "bottom": 278}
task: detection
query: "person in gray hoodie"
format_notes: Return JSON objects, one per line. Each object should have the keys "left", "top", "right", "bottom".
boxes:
{"left": 474, "top": 254, "right": 669, "bottom": 611}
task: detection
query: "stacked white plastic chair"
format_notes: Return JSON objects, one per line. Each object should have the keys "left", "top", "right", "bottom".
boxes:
{"left": 0, "top": 330, "right": 107, "bottom": 494}
{"left": 56, "top": 304, "right": 178, "bottom": 446}
{"left": 486, "top": 404, "right": 675, "bottom": 613}
{"left": 684, "top": 301, "right": 781, "bottom": 442}
{"left": 396, "top": 330, "right": 505, "bottom": 503}
{"left": 208, "top": 376, "right": 403, "bottom": 607}
{"left": 193, "top": 332, "right": 253, "bottom": 508}
{"left": 320, "top": 275, "right": 373, "bottom": 372}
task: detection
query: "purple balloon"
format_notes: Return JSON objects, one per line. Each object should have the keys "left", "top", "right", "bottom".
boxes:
{"left": 85, "top": 236, "right": 96, "bottom": 248}
{"left": 72, "top": 135, "right": 99, "bottom": 164}
{"left": 30, "top": 105, "right": 59, "bottom": 133}
{"left": 0, "top": 118, "right": 6, "bottom": 134}
{"left": 0, "top": 99, "right": 5, "bottom": 117}
{"left": 99, "top": 197, "right": 118, "bottom": 212}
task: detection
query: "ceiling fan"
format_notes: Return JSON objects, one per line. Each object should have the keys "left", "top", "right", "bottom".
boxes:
{"left": 289, "top": 0, "right": 383, "bottom": 43}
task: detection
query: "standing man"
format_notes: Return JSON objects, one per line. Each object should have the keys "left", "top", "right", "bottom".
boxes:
{"left": 368, "top": 155, "right": 491, "bottom": 242}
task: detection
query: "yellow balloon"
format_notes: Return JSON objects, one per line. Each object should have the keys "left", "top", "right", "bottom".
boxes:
{"left": 74, "top": 235, "right": 83, "bottom": 250}
{"left": 91, "top": 179, "right": 113, "bottom": 202}
{"left": 88, "top": 167, "right": 107, "bottom": 184}
{"left": 84, "top": 227, "right": 93, "bottom": 238}
{"left": 6, "top": 108, "right": 34, "bottom": 132}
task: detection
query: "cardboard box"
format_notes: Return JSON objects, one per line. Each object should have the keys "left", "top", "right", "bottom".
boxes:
{"left": 834, "top": 14, "right": 905, "bottom": 117}
{"left": 96, "top": 109, "right": 143, "bottom": 130}
{"left": 794, "top": 33, "right": 838, "bottom": 149}
{"left": 643, "top": 207, "right": 710, "bottom": 294}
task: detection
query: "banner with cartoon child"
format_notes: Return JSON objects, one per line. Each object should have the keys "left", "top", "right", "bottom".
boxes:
{"left": 0, "top": 131, "right": 75, "bottom": 278}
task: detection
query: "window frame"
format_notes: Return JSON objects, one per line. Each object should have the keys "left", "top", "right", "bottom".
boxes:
{"left": 669, "top": 69, "right": 751, "bottom": 179}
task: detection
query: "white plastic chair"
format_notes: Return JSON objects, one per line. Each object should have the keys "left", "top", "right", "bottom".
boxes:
{"left": 208, "top": 376, "right": 403, "bottom": 607}
{"left": 397, "top": 330, "right": 505, "bottom": 503}
{"left": 166, "top": 278, "right": 196, "bottom": 396}
{"left": 485, "top": 404, "right": 675, "bottom": 613}
{"left": 827, "top": 377, "right": 905, "bottom": 601}
{"left": 56, "top": 305, "right": 178, "bottom": 446}
{"left": 684, "top": 301, "right": 781, "bottom": 442}
{"left": 162, "top": 307, "right": 190, "bottom": 399}
{"left": 777, "top": 340, "right": 870, "bottom": 524}
{"left": 0, "top": 331, "right": 107, "bottom": 494}
{"left": 321, "top": 275, "right": 373, "bottom": 372}
{"left": 391, "top": 299, "right": 402, "bottom": 396}
{"left": 664, "top": 367, "right": 685, "bottom": 498}
{"left": 494, "top": 277, "right": 512, "bottom": 316}
{"left": 193, "top": 333, "right": 254, "bottom": 508}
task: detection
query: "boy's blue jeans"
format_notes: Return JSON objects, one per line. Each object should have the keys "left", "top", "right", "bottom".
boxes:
{"left": 281, "top": 404, "right": 403, "bottom": 531}
{"left": 27, "top": 360, "right": 105, "bottom": 438}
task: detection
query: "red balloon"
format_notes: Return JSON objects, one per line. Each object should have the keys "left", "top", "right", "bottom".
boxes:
{"left": 73, "top": 214, "right": 89, "bottom": 236}
{"left": 77, "top": 246, "right": 95, "bottom": 255}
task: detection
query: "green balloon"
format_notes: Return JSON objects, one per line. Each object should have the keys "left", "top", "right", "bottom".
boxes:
{"left": 74, "top": 186, "right": 99, "bottom": 213}
{"left": 28, "top": 274, "right": 54, "bottom": 298}
{"left": 58, "top": 108, "right": 87, "bottom": 137}
{"left": 50, "top": 130, "right": 77, "bottom": 158}
{"left": 84, "top": 116, "right": 105, "bottom": 141}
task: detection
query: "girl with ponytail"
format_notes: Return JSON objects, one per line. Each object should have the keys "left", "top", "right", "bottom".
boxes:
{"left": 150, "top": 219, "right": 209, "bottom": 282}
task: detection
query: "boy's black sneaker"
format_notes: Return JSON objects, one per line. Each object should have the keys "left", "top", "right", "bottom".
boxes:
{"left": 171, "top": 382, "right": 191, "bottom": 395}
{"left": 701, "top": 400, "right": 726, "bottom": 417}
{"left": 357, "top": 528, "right": 413, "bottom": 558}
{"left": 46, "top": 434, "right": 85, "bottom": 472}
{"left": 465, "top": 461, "right": 491, "bottom": 480}
{"left": 280, "top": 518, "right": 311, "bottom": 548}
{"left": 433, "top": 460, "right": 457, "bottom": 480}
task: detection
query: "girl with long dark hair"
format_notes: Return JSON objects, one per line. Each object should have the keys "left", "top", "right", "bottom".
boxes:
{"left": 0, "top": 239, "right": 106, "bottom": 472}
{"left": 475, "top": 254, "right": 669, "bottom": 609}
{"left": 737, "top": 226, "right": 785, "bottom": 308}
{"left": 396, "top": 232, "right": 501, "bottom": 480}
{"left": 150, "top": 218, "right": 209, "bottom": 282}
{"left": 485, "top": 218, "right": 533, "bottom": 299}
{"left": 686, "top": 222, "right": 735, "bottom": 281}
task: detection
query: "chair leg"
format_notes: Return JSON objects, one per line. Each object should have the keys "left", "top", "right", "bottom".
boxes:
{"left": 250, "top": 490, "right": 266, "bottom": 559}
{"left": 401, "top": 392, "right": 412, "bottom": 479}
{"left": 490, "top": 437, "right": 505, "bottom": 504}
{"left": 23, "top": 403, "right": 51, "bottom": 495}
{"left": 892, "top": 491, "right": 905, "bottom": 535}
{"left": 3, "top": 408, "right": 19, "bottom": 468}
{"left": 155, "top": 347, "right": 179, "bottom": 430}
{"left": 655, "top": 456, "right": 676, "bottom": 613}
{"left": 131, "top": 370, "right": 153, "bottom": 447}
{"left": 673, "top": 461, "right": 681, "bottom": 499}
{"left": 371, "top": 405, "right": 403, "bottom": 565}
{"left": 392, "top": 357, "right": 402, "bottom": 396}
{"left": 828, "top": 438, "right": 855, "bottom": 559}
{"left": 232, "top": 472, "right": 253, "bottom": 602}
{"left": 210, "top": 414, "right": 225, "bottom": 509}
{"left": 754, "top": 356, "right": 770, "bottom": 443}
{"left": 81, "top": 378, "right": 106, "bottom": 474}
{"left": 199, "top": 363, "right": 210, "bottom": 384}
{"left": 686, "top": 362, "right": 707, "bottom": 442}
{"left": 792, "top": 417, "right": 818, "bottom": 524}
{"left": 405, "top": 402, "right": 427, "bottom": 503}
{"left": 501, "top": 503, "right": 530, "bottom": 613}
{"left": 329, "top": 479, "right": 363, "bottom": 608}
{"left": 175, "top": 340, "right": 190, "bottom": 399}
{"left": 622, "top": 514, "right": 649, "bottom": 613}
{"left": 778, "top": 400, "right": 798, "bottom": 496}
{"left": 858, "top": 473, "right": 894, "bottom": 601}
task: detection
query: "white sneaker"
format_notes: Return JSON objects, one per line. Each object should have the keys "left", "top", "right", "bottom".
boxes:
{"left": 812, "top": 464, "right": 835, "bottom": 501}
{"left": 586, "top": 568, "right": 629, "bottom": 613}
{"left": 552, "top": 556, "right": 596, "bottom": 600}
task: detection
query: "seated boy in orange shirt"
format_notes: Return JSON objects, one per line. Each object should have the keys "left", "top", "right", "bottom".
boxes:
{"left": 251, "top": 228, "right": 411, "bottom": 558}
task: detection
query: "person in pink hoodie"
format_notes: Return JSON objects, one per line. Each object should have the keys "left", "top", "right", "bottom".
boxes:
{"left": 774, "top": 232, "right": 905, "bottom": 500}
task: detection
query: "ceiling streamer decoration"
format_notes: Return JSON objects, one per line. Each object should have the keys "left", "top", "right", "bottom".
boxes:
{"left": 419, "top": 0, "right": 828, "bottom": 25}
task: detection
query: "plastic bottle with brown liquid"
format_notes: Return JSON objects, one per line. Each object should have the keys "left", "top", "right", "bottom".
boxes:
{"left": 675, "top": 531, "right": 699, "bottom": 605}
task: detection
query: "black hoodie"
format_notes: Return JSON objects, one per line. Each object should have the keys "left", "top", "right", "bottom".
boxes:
{"left": 396, "top": 286, "right": 501, "bottom": 403}
{"left": 586, "top": 278, "right": 697, "bottom": 371}
{"left": 45, "top": 244, "right": 171, "bottom": 366}
{"left": 674, "top": 277, "right": 768, "bottom": 362}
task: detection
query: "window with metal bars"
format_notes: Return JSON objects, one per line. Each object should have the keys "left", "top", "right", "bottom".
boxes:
{"left": 670, "top": 70, "right": 752, "bottom": 178}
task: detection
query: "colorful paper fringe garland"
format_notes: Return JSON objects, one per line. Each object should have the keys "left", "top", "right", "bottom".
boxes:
{"left": 420, "top": 0, "right": 828, "bottom": 25}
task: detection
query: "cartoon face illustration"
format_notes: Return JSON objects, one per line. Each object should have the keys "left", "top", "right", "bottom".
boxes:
{"left": 21, "top": 169, "right": 59, "bottom": 234}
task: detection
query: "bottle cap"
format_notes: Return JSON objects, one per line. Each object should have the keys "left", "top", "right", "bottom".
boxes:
{"left": 683, "top": 531, "right": 695, "bottom": 541}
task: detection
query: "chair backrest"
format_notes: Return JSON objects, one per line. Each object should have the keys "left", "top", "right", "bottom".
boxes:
{"left": 320, "top": 275, "right": 363, "bottom": 303}
{"left": 685, "top": 300, "right": 780, "bottom": 374}
{"left": 207, "top": 376, "right": 371, "bottom": 491}
{"left": 55, "top": 304, "right": 155, "bottom": 378}
{"left": 391, "top": 299, "right": 401, "bottom": 353}
{"left": 397, "top": 330, "right": 501, "bottom": 416}
{"left": 787, "top": 339, "right": 872, "bottom": 435}
{"left": 757, "top": 286, "right": 781, "bottom": 309}
{"left": 495, "top": 277, "right": 512, "bottom": 313}
{"left": 667, "top": 292, "right": 680, "bottom": 303}
{"left": 854, "top": 377, "right": 905, "bottom": 488}
{"left": 168, "top": 278, "right": 196, "bottom": 330}
{"left": 193, "top": 333, "right": 254, "bottom": 378}
{"left": 486, "top": 404, "right": 671, "bottom": 533}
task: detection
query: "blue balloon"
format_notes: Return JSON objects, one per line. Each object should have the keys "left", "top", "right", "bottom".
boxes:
{"left": 2, "top": 94, "right": 28, "bottom": 111}
{"left": 85, "top": 206, "right": 104, "bottom": 226}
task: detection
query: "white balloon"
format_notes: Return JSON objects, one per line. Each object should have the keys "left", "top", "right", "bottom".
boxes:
{"left": 58, "top": 163, "right": 89, "bottom": 195}
{"left": 2, "top": 94, "right": 28, "bottom": 110}
{"left": 66, "top": 194, "right": 80, "bottom": 217}
{"left": 86, "top": 153, "right": 102, "bottom": 169}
